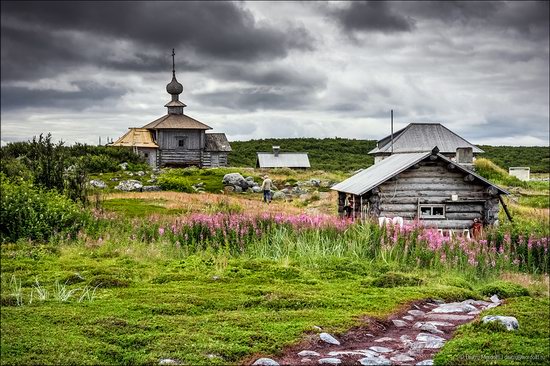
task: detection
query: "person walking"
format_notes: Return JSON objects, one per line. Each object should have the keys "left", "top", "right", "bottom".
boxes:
{"left": 344, "top": 194, "right": 353, "bottom": 218}
{"left": 261, "top": 175, "right": 273, "bottom": 203}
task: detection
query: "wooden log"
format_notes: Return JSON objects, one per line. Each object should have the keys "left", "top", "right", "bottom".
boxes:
{"left": 486, "top": 186, "right": 499, "bottom": 196}
{"left": 379, "top": 203, "right": 418, "bottom": 212}
{"left": 371, "top": 187, "right": 380, "bottom": 194}
{"left": 445, "top": 204, "right": 483, "bottom": 213}
{"left": 389, "top": 177, "right": 476, "bottom": 185}
{"left": 369, "top": 195, "right": 380, "bottom": 203}
{"left": 446, "top": 212, "right": 483, "bottom": 220}
{"left": 429, "top": 154, "right": 438, "bottom": 161}
{"left": 424, "top": 220, "right": 474, "bottom": 229}
{"left": 382, "top": 196, "right": 452, "bottom": 204}
{"left": 464, "top": 174, "right": 475, "bottom": 182}
{"left": 389, "top": 184, "right": 486, "bottom": 191}
{"left": 376, "top": 190, "right": 489, "bottom": 199}
{"left": 379, "top": 211, "right": 417, "bottom": 219}
{"left": 447, "top": 163, "right": 456, "bottom": 170}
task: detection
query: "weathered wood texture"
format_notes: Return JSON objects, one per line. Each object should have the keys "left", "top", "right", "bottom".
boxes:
{"left": 201, "top": 152, "right": 228, "bottom": 168}
{"left": 357, "top": 160, "right": 501, "bottom": 229}
{"left": 158, "top": 130, "right": 204, "bottom": 150}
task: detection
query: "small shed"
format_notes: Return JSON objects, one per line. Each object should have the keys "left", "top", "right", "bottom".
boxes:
{"left": 109, "top": 128, "right": 159, "bottom": 167}
{"left": 331, "top": 147, "right": 509, "bottom": 230}
{"left": 204, "top": 133, "right": 232, "bottom": 167}
{"left": 256, "top": 146, "right": 310, "bottom": 169}
{"left": 508, "top": 167, "right": 530, "bottom": 182}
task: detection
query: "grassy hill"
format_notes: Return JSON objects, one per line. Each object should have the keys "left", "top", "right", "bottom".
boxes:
{"left": 228, "top": 138, "right": 550, "bottom": 173}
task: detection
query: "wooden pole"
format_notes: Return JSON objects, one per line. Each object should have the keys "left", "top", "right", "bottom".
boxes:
{"left": 498, "top": 195, "right": 513, "bottom": 223}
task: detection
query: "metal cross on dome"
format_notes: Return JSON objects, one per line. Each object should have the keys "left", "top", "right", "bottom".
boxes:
{"left": 171, "top": 48, "right": 175, "bottom": 77}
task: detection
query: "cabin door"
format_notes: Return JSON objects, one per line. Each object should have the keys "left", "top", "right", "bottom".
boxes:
{"left": 211, "top": 154, "right": 220, "bottom": 167}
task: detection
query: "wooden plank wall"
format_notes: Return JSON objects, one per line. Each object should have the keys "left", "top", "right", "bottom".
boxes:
{"left": 362, "top": 160, "right": 500, "bottom": 229}
{"left": 158, "top": 130, "right": 204, "bottom": 150}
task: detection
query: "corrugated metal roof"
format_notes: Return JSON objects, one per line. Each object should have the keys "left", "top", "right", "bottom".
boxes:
{"left": 256, "top": 152, "right": 311, "bottom": 168}
{"left": 142, "top": 114, "right": 212, "bottom": 130}
{"left": 369, "top": 123, "right": 484, "bottom": 154}
{"left": 331, "top": 152, "right": 429, "bottom": 195}
{"left": 109, "top": 128, "right": 159, "bottom": 148}
{"left": 331, "top": 150, "right": 508, "bottom": 196}
{"left": 205, "top": 133, "right": 232, "bottom": 152}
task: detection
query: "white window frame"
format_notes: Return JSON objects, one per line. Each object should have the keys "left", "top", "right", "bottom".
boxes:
{"left": 418, "top": 204, "right": 446, "bottom": 219}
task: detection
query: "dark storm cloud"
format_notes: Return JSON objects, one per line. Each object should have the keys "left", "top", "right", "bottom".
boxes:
{"left": 330, "top": 1, "right": 414, "bottom": 33}
{"left": 0, "top": 81, "right": 125, "bottom": 111}
{"left": 1, "top": 1, "right": 314, "bottom": 81}
{"left": 196, "top": 87, "right": 315, "bottom": 111}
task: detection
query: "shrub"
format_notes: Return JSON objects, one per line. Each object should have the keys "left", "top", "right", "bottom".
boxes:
{"left": 0, "top": 176, "right": 86, "bottom": 243}
{"left": 80, "top": 154, "right": 119, "bottom": 173}
{"left": 479, "top": 281, "right": 530, "bottom": 298}
{"left": 369, "top": 272, "right": 424, "bottom": 288}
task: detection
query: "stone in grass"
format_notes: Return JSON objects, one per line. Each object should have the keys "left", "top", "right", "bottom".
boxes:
{"left": 369, "top": 346, "right": 393, "bottom": 353}
{"left": 358, "top": 356, "right": 391, "bottom": 365}
{"left": 392, "top": 319, "right": 408, "bottom": 327}
{"left": 252, "top": 358, "right": 280, "bottom": 366}
{"left": 408, "top": 309, "right": 426, "bottom": 317}
{"left": 320, "top": 332, "right": 341, "bottom": 345}
{"left": 318, "top": 358, "right": 342, "bottom": 365}
{"left": 159, "top": 359, "right": 180, "bottom": 365}
{"left": 390, "top": 354, "right": 415, "bottom": 363}
{"left": 416, "top": 333, "right": 446, "bottom": 349}
{"left": 301, "top": 358, "right": 312, "bottom": 363}
{"left": 414, "top": 322, "right": 444, "bottom": 335}
{"left": 298, "top": 351, "right": 321, "bottom": 357}
{"left": 490, "top": 294, "right": 501, "bottom": 303}
{"left": 482, "top": 316, "right": 519, "bottom": 331}
{"left": 328, "top": 351, "right": 376, "bottom": 357}
{"left": 430, "top": 302, "right": 477, "bottom": 314}
{"left": 402, "top": 315, "right": 415, "bottom": 321}
{"left": 416, "top": 360, "right": 434, "bottom": 366}
{"left": 425, "top": 313, "right": 474, "bottom": 322}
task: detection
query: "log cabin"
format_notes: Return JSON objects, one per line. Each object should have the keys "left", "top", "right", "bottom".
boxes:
{"left": 110, "top": 50, "right": 231, "bottom": 168}
{"left": 332, "top": 124, "right": 509, "bottom": 233}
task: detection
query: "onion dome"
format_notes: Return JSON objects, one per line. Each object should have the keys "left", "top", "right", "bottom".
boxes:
{"left": 166, "top": 75, "right": 183, "bottom": 95}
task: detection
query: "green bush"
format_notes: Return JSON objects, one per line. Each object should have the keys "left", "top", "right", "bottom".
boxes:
{"left": 0, "top": 176, "right": 87, "bottom": 243}
{"left": 479, "top": 281, "right": 529, "bottom": 298}
{"left": 80, "top": 154, "right": 120, "bottom": 173}
{"left": 369, "top": 272, "right": 424, "bottom": 288}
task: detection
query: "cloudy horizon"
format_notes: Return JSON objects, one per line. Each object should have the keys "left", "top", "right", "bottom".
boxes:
{"left": 1, "top": 1, "right": 549, "bottom": 147}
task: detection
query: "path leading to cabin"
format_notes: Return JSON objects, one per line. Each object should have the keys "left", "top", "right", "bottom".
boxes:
{"left": 251, "top": 296, "right": 505, "bottom": 366}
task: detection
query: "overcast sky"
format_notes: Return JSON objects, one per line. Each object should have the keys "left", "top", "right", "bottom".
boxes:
{"left": 1, "top": 1, "right": 549, "bottom": 146}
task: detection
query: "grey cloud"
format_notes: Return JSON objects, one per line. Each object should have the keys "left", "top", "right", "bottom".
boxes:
{"left": 330, "top": 1, "right": 414, "bottom": 33}
{"left": 196, "top": 86, "right": 315, "bottom": 111}
{"left": 0, "top": 81, "right": 126, "bottom": 111}
{"left": 1, "top": 1, "right": 314, "bottom": 80}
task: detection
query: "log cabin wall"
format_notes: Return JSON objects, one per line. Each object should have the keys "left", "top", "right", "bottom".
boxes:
{"left": 158, "top": 129, "right": 205, "bottom": 166}
{"left": 359, "top": 160, "right": 500, "bottom": 229}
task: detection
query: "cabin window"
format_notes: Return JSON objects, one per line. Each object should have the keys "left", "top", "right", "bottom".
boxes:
{"left": 418, "top": 204, "right": 446, "bottom": 219}
{"left": 144, "top": 153, "right": 149, "bottom": 158}
{"left": 177, "top": 137, "right": 187, "bottom": 148}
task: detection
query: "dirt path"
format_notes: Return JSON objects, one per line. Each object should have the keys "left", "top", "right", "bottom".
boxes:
{"left": 250, "top": 297, "right": 502, "bottom": 366}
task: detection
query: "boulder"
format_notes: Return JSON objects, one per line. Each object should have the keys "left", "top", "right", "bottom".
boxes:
{"left": 482, "top": 315, "right": 519, "bottom": 331}
{"left": 297, "top": 351, "right": 320, "bottom": 357}
{"left": 89, "top": 179, "right": 107, "bottom": 189}
{"left": 119, "top": 162, "right": 128, "bottom": 170}
{"left": 407, "top": 310, "right": 426, "bottom": 317}
{"left": 252, "top": 358, "right": 279, "bottom": 366}
{"left": 430, "top": 302, "right": 477, "bottom": 314}
{"left": 222, "top": 173, "right": 248, "bottom": 189}
{"left": 114, "top": 180, "right": 143, "bottom": 192}
{"left": 392, "top": 319, "right": 408, "bottom": 327}
{"left": 252, "top": 186, "right": 263, "bottom": 193}
{"left": 319, "top": 332, "right": 340, "bottom": 345}
{"left": 136, "top": 171, "right": 145, "bottom": 176}
{"left": 234, "top": 186, "right": 243, "bottom": 193}
{"left": 272, "top": 191, "right": 286, "bottom": 200}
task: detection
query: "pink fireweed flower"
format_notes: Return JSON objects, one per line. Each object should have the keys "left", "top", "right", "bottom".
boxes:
{"left": 158, "top": 227, "right": 165, "bottom": 236}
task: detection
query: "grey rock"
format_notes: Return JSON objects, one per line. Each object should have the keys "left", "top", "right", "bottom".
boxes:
{"left": 366, "top": 333, "right": 375, "bottom": 337}
{"left": 119, "top": 162, "right": 128, "bottom": 170}
{"left": 400, "top": 335, "right": 412, "bottom": 343}
{"left": 147, "top": 179, "right": 157, "bottom": 183}
{"left": 484, "top": 302, "right": 500, "bottom": 310}
{"left": 430, "top": 302, "right": 478, "bottom": 314}
{"left": 136, "top": 170, "right": 145, "bottom": 176}
{"left": 415, "top": 333, "right": 446, "bottom": 349}
{"left": 414, "top": 322, "right": 444, "bottom": 335}
{"left": 252, "top": 358, "right": 279, "bottom": 366}
{"left": 374, "top": 337, "right": 394, "bottom": 343}
{"left": 114, "top": 180, "right": 143, "bottom": 191}
{"left": 312, "top": 326, "right": 323, "bottom": 332}
{"left": 369, "top": 346, "right": 392, "bottom": 353}
{"left": 89, "top": 179, "right": 107, "bottom": 189}
{"left": 464, "top": 299, "right": 492, "bottom": 307}
{"left": 252, "top": 186, "right": 263, "bottom": 193}
{"left": 426, "top": 313, "right": 475, "bottom": 321}
{"left": 301, "top": 358, "right": 312, "bottom": 363}
{"left": 159, "top": 359, "right": 179, "bottom": 365}
{"left": 222, "top": 173, "right": 248, "bottom": 189}
{"left": 319, "top": 332, "right": 340, "bottom": 345}
{"left": 408, "top": 310, "right": 426, "bottom": 317}
{"left": 482, "top": 316, "right": 519, "bottom": 331}
{"left": 432, "top": 299, "right": 446, "bottom": 304}
{"left": 110, "top": 177, "right": 119, "bottom": 181}
{"left": 392, "top": 319, "right": 408, "bottom": 327}
{"left": 224, "top": 186, "right": 235, "bottom": 193}
{"left": 298, "top": 351, "right": 320, "bottom": 357}
{"left": 142, "top": 185, "right": 161, "bottom": 192}
{"left": 358, "top": 356, "right": 391, "bottom": 365}
{"left": 318, "top": 358, "right": 341, "bottom": 365}
{"left": 272, "top": 191, "right": 286, "bottom": 200}
{"left": 402, "top": 315, "right": 415, "bottom": 321}
{"left": 490, "top": 294, "right": 501, "bottom": 303}
{"left": 234, "top": 186, "right": 243, "bottom": 193}
{"left": 424, "top": 321, "right": 454, "bottom": 327}
{"left": 390, "top": 354, "right": 415, "bottom": 363}
{"left": 309, "top": 179, "right": 321, "bottom": 187}
{"left": 245, "top": 176, "right": 255, "bottom": 182}
{"left": 416, "top": 360, "right": 434, "bottom": 366}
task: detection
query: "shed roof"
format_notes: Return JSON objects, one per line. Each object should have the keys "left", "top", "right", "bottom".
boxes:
{"left": 369, "top": 123, "right": 484, "bottom": 155}
{"left": 142, "top": 114, "right": 212, "bottom": 130}
{"left": 331, "top": 149, "right": 508, "bottom": 196}
{"left": 205, "top": 133, "right": 232, "bottom": 152}
{"left": 256, "top": 152, "right": 311, "bottom": 168}
{"left": 109, "top": 128, "right": 158, "bottom": 148}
